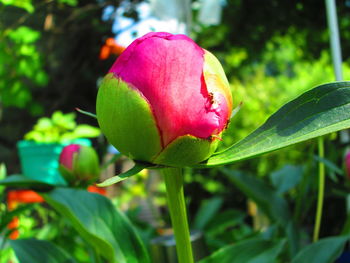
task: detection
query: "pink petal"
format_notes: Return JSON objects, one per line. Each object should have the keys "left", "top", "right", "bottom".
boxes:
{"left": 110, "top": 32, "right": 229, "bottom": 147}
{"left": 59, "top": 144, "right": 80, "bottom": 170}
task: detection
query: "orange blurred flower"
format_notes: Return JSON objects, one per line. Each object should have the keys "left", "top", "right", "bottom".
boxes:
{"left": 7, "top": 190, "right": 44, "bottom": 239}
{"left": 6, "top": 187, "right": 104, "bottom": 239}
{"left": 87, "top": 185, "right": 106, "bottom": 195}
{"left": 99, "top": 38, "right": 126, "bottom": 60}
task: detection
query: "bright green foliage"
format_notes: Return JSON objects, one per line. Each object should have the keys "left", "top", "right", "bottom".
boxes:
{"left": 220, "top": 32, "right": 350, "bottom": 174}
{"left": 24, "top": 111, "right": 100, "bottom": 143}
{"left": 58, "top": 0, "right": 78, "bottom": 6}
{"left": 0, "top": 24, "right": 48, "bottom": 114}
{"left": 225, "top": 34, "right": 349, "bottom": 147}
{"left": 0, "top": 0, "right": 34, "bottom": 13}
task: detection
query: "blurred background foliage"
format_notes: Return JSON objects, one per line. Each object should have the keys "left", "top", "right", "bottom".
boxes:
{"left": 2, "top": 0, "right": 350, "bottom": 261}
{"left": 2, "top": 0, "right": 350, "bottom": 168}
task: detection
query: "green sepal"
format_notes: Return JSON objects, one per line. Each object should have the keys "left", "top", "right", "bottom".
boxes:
{"left": 73, "top": 146, "right": 100, "bottom": 182}
{"left": 58, "top": 164, "right": 75, "bottom": 185}
{"left": 153, "top": 135, "right": 219, "bottom": 167}
{"left": 96, "top": 73, "right": 162, "bottom": 162}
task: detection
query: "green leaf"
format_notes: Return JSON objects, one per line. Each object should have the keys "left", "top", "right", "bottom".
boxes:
{"left": 270, "top": 165, "right": 303, "bottom": 194}
{"left": 193, "top": 197, "right": 223, "bottom": 230}
{"left": 42, "top": 188, "right": 150, "bottom": 263}
{"left": 201, "top": 82, "right": 350, "bottom": 167}
{"left": 11, "top": 238, "right": 76, "bottom": 263}
{"left": 198, "top": 238, "right": 285, "bottom": 263}
{"left": 291, "top": 236, "right": 348, "bottom": 263}
{"left": 97, "top": 162, "right": 152, "bottom": 187}
{"left": 221, "top": 168, "right": 291, "bottom": 225}
{"left": 0, "top": 174, "right": 53, "bottom": 190}
{"left": 205, "top": 209, "right": 246, "bottom": 237}
{"left": 313, "top": 155, "right": 343, "bottom": 175}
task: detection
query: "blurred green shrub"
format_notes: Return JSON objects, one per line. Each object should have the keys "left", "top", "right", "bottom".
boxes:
{"left": 0, "top": 24, "right": 48, "bottom": 115}
{"left": 219, "top": 32, "right": 350, "bottom": 175}
{"left": 24, "top": 111, "right": 100, "bottom": 143}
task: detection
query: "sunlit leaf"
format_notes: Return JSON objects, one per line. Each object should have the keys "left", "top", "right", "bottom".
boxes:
{"left": 97, "top": 162, "right": 152, "bottom": 187}
{"left": 8, "top": 26, "right": 40, "bottom": 43}
{"left": 200, "top": 82, "right": 350, "bottom": 167}
{"left": 1, "top": 0, "right": 34, "bottom": 13}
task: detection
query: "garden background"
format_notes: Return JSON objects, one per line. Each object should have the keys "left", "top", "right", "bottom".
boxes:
{"left": 2, "top": 0, "right": 350, "bottom": 262}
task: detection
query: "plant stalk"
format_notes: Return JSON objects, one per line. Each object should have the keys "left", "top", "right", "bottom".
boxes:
{"left": 162, "top": 167, "right": 194, "bottom": 263}
{"left": 313, "top": 137, "right": 325, "bottom": 242}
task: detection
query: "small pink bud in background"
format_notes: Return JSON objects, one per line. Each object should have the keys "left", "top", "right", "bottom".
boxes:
{"left": 96, "top": 32, "right": 233, "bottom": 166}
{"left": 346, "top": 151, "right": 350, "bottom": 179}
{"left": 59, "top": 144, "right": 81, "bottom": 170}
{"left": 59, "top": 144, "right": 100, "bottom": 187}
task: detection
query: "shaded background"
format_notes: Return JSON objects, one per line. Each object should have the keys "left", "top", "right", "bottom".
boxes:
{"left": 1, "top": 0, "right": 350, "bottom": 250}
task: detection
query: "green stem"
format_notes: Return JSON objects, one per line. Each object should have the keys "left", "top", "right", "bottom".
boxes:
{"left": 313, "top": 137, "right": 325, "bottom": 242}
{"left": 162, "top": 167, "right": 194, "bottom": 263}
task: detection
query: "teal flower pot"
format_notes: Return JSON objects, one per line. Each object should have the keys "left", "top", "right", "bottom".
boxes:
{"left": 17, "top": 139, "right": 91, "bottom": 185}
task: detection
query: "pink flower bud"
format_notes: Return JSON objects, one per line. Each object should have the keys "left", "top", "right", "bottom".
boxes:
{"left": 59, "top": 144, "right": 80, "bottom": 171}
{"left": 59, "top": 144, "right": 100, "bottom": 187}
{"left": 346, "top": 151, "right": 350, "bottom": 179}
{"left": 96, "top": 32, "right": 233, "bottom": 166}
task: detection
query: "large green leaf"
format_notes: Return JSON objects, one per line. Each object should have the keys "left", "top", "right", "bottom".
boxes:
{"left": 11, "top": 238, "right": 76, "bottom": 263}
{"left": 198, "top": 238, "right": 285, "bottom": 263}
{"left": 42, "top": 188, "right": 150, "bottom": 263}
{"left": 291, "top": 236, "right": 348, "bottom": 263}
{"left": 0, "top": 174, "right": 53, "bottom": 190}
{"left": 200, "top": 82, "right": 350, "bottom": 167}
